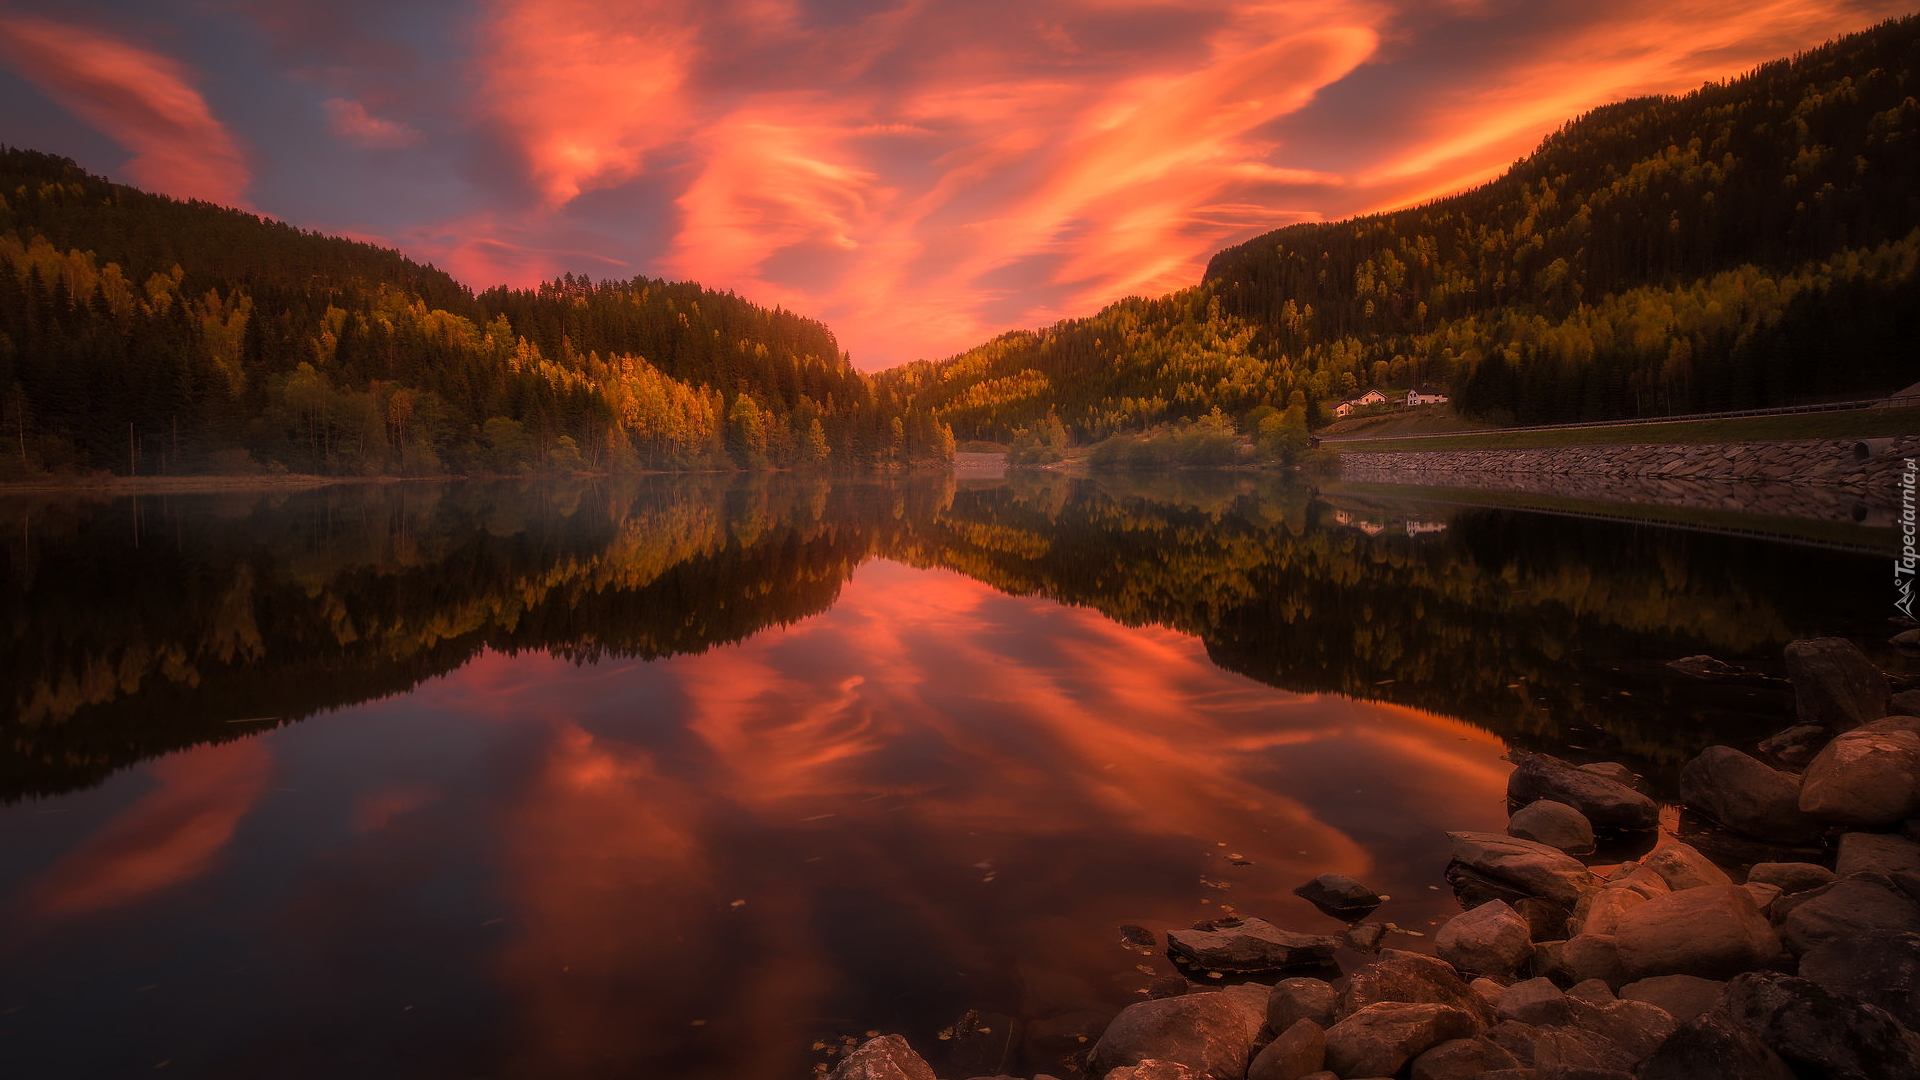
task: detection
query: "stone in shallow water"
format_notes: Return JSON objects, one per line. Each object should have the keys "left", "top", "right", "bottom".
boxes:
{"left": 1291, "top": 873, "right": 1382, "bottom": 920}
{"left": 1165, "top": 917, "right": 1338, "bottom": 974}
{"left": 1444, "top": 831, "right": 1593, "bottom": 908}
{"left": 1784, "top": 637, "right": 1889, "bottom": 732}
{"left": 1506, "top": 753, "right": 1658, "bottom": 832}
{"left": 828, "top": 1035, "right": 939, "bottom": 1080}
{"left": 1507, "top": 799, "right": 1595, "bottom": 854}
{"left": 1757, "top": 723, "right": 1832, "bottom": 770}
{"left": 1338, "top": 949, "right": 1493, "bottom": 1026}
{"left": 1679, "top": 746, "right": 1824, "bottom": 843}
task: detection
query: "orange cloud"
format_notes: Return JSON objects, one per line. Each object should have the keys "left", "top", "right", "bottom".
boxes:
{"left": 0, "top": 15, "right": 251, "bottom": 206}
{"left": 23, "top": 738, "right": 272, "bottom": 918}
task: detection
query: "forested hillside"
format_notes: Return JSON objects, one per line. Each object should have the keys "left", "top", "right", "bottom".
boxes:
{"left": 913, "top": 14, "right": 1920, "bottom": 439}
{"left": 0, "top": 149, "right": 952, "bottom": 477}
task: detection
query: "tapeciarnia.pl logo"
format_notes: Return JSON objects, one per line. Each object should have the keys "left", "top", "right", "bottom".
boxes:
{"left": 1899, "top": 457, "right": 1917, "bottom": 619}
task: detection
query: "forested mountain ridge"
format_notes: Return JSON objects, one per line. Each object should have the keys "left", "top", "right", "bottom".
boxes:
{"left": 0, "top": 149, "right": 953, "bottom": 477}
{"left": 912, "top": 14, "right": 1920, "bottom": 440}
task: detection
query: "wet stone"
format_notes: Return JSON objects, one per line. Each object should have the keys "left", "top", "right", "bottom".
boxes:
{"left": 1291, "top": 873, "right": 1383, "bottom": 921}
{"left": 1166, "top": 917, "right": 1339, "bottom": 975}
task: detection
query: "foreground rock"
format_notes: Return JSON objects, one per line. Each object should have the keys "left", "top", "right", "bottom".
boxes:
{"left": 1245, "top": 1019, "right": 1322, "bottom": 1080}
{"left": 1613, "top": 884, "right": 1782, "bottom": 980}
{"left": 1744, "top": 861, "right": 1834, "bottom": 894}
{"left": 1775, "top": 875, "right": 1920, "bottom": 955}
{"left": 1339, "top": 950, "right": 1495, "bottom": 1026}
{"left": 1506, "top": 753, "right": 1658, "bottom": 832}
{"left": 1290, "top": 873, "right": 1382, "bottom": 921}
{"left": 1266, "top": 978, "right": 1339, "bottom": 1034}
{"left": 1798, "top": 929, "right": 1920, "bottom": 1031}
{"left": 1444, "top": 832, "right": 1592, "bottom": 908}
{"left": 1757, "top": 723, "right": 1833, "bottom": 770}
{"left": 1636, "top": 1011, "right": 1796, "bottom": 1080}
{"left": 1091, "top": 986, "right": 1266, "bottom": 1080}
{"left": 1434, "top": 900, "right": 1531, "bottom": 978}
{"left": 1620, "top": 974, "right": 1726, "bottom": 1023}
{"left": 1678, "top": 746, "right": 1824, "bottom": 843}
{"left": 1505, "top": 799, "right": 1595, "bottom": 854}
{"left": 1166, "top": 918, "right": 1339, "bottom": 975}
{"left": 1799, "top": 719, "right": 1920, "bottom": 826}
{"left": 828, "top": 1035, "right": 939, "bottom": 1080}
{"left": 1784, "top": 637, "right": 1890, "bottom": 731}
{"left": 1719, "top": 971, "right": 1920, "bottom": 1080}
{"left": 1323, "top": 1003, "right": 1479, "bottom": 1078}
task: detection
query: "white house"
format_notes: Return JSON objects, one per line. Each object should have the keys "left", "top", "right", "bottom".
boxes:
{"left": 1406, "top": 387, "right": 1449, "bottom": 406}
{"left": 1334, "top": 389, "right": 1389, "bottom": 418}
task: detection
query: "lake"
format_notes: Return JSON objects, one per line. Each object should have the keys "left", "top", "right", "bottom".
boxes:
{"left": 0, "top": 473, "right": 1903, "bottom": 1079}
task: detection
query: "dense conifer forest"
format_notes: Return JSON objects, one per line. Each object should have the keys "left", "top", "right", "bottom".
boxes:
{"left": 0, "top": 151, "right": 953, "bottom": 477}
{"left": 911, "top": 15, "right": 1920, "bottom": 441}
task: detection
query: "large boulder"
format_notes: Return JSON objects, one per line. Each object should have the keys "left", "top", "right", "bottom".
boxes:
{"left": 1719, "top": 971, "right": 1920, "bottom": 1080}
{"left": 1640, "top": 842, "right": 1735, "bottom": 891}
{"left": 1797, "top": 929, "right": 1920, "bottom": 1031}
{"left": 1620, "top": 975, "right": 1727, "bottom": 1024}
{"left": 829, "top": 1035, "right": 939, "bottom": 1080}
{"left": 1572, "top": 886, "right": 1648, "bottom": 937}
{"left": 1246, "top": 1019, "right": 1322, "bottom": 1080}
{"left": 1613, "top": 885, "right": 1782, "bottom": 980}
{"left": 1435, "top": 900, "right": 1533, "bottom": 978}
{"left": 1784, "top": 637, "right": 1890, "bottom": 731}
{"left": 1507, "top": 753, "right": 1658, "bottom": 832}
{"left": 1495, "top": 976, "right": 1569, "bottom": 1025}
{"left": 1557, "top": 933, "right": 1627, "bottom": 988}
{"left": 1166, "top": 918, "right": 1339, "bottom": 975}
{"left": 1775, "top": 876, "right": 1920, "bottom": 955}
{"left": 1679, "top": 747, "right": 1825, "bottom": 843}
{"left": 1744, "top": 861, "right": 1834, "bottom": 894}
{"left": 1407, "top": 1036, "right": 1518, "bottom": 1080}
{"left": 1757, "top": 723, "right": 1834, "bottom": 770}
{"left": 1339, "top": 949, "right": 1493, "bottom": 1026}
{"left": 1635, "top": 1012, "right": 1796, "bottom": 1080}
{"left": 1266, "top": 978, "right": 1339, "bottom": 1035}
{"left": 1322, "top": 1003, "right": 1479, "bottom": 1079}
{"left": 1444, "top": 831, "right": 1594, "bottom": 907}
{"left": 1799, "top": 722, "right": 1920, "bottom": 826}
{"left": 1091, "top": 988, "right": 1266, "bottom": 1080}
{"left": 1507, "top": 799, "right": 1596, "bottom": 854}
{"left": 1836, "top": 831, "right": 1920, "bottom": 878}
{"left": 1291, "top": 873, "right": 1381, "bottom": 921}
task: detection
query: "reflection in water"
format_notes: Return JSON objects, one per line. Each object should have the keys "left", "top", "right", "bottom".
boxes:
{"left": 0, "top": 475, "right": 1901, "bottom": 1078}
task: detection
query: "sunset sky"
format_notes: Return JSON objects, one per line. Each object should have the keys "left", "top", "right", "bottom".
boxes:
{"left": 0, "top": 1, "right": 1908, "bottom": 367}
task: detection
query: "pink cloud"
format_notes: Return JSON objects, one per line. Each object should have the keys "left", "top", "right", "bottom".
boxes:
{"left": 440, "top": 0, "right": 1908, "bottom": 368}
{"left": 323, "top": 96, "right": 422, "bottom": 148}
{"left": 0, "top": 14, "right": 250, "bottom": 206}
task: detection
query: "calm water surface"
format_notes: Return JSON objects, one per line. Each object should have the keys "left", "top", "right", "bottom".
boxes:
{"left": 0, "top": 474, "right": 1902, "bottom": 1079}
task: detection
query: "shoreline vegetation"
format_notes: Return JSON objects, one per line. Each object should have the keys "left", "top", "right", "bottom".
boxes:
{"left": 824, "top": 637, "right": 1920, "bottom": 1080}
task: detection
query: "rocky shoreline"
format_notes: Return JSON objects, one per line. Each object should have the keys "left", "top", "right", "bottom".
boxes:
{"left": 824, "top": 637, "right": 1920, "bottom": 1080}
{"left": 1338, "top": 435, "right": 1920, "bottom": 526}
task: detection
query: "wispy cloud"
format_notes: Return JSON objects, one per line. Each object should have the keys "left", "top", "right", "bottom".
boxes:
{"left": 323, "top": 96, "right": 422, "bottom": 148}
{"left": 0, "top": 14, "right": 251, "bottom": 205}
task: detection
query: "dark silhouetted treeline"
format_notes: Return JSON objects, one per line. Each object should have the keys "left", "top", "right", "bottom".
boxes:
{"left": 0, "top": 149, "right": 952, "bottom": 477}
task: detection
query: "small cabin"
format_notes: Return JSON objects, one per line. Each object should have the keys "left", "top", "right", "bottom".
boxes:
{"left": 1334, "top": 389, "right": 1388, "bottom": 418}
{"left": 1405, "top": 387, "right": 1449, "bottom": 406}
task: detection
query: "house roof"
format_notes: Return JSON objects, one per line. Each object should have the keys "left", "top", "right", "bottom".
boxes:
{"left": 1409, "top": 387, "right": 1447, "bottom": 395}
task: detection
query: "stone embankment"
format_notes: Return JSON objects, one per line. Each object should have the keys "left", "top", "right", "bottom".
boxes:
{"left": 824, "top": 637, "right": 1920, "bottom": 1080}
{"left": 1339, "top": 435, "right": 1920, "bottom": 525}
